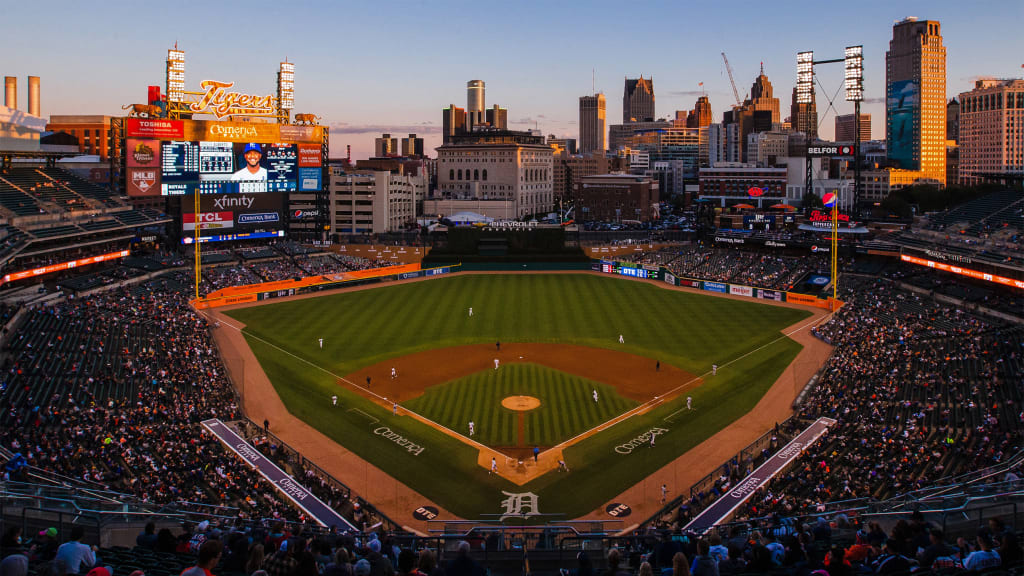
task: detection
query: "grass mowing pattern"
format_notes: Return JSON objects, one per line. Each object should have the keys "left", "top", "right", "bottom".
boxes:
{"left": 227, "top": 274, "right": 813, "bottom": 518}
{"left": 403, "top": 363, "right": 638, "bottom": 447}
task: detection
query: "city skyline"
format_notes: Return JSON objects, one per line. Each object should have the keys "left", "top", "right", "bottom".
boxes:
{"left": 1, "top": 0, "right": 1022, "bottom": 160}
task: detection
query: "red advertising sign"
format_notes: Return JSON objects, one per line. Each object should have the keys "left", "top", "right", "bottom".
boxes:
{"left": 126, "top": 118, "right": 184, "bottom": 139}
{"left": 183, "top": 211, "right": 234, "bottom": 231}
{"left": 298, "top": 144, "right": 322, "bottom": 167}
{"left": 900, "top": 254, "right": 1024, "bottom": 290}
{"left": 2, "top": 250, "right": 130, "bottom": 284}
{"left": 127, "top": 168, "right": 160, "bottom": 197}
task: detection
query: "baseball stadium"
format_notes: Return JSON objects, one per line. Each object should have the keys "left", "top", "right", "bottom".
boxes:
{"left": 0, "top": 45, "right": 1022, "bottom": 576}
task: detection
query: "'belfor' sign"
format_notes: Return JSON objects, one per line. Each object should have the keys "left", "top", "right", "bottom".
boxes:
{"left": 808, "top": 145, "right": 854, "bottom": 157}
{"left": 189, "top": 80, "right": 277, "bottom": 119}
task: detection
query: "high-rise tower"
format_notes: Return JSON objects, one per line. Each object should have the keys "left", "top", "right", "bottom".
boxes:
{"left": 579, "top": 93, "right": 607, "bottom": 153}
{"left": 886, "top": 17, "right": 946, "bottom": 185}
{"left": 790, "top": 86, "right": 817, "bottom": 138}
{"left": 467, "top": 80, "right": 485, "bottom": 129}
{"left": 623, "top": 76, "right": 655, "bottom": 123}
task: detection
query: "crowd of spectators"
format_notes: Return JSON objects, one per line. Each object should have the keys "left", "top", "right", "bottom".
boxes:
{"left": 0, "top": 272, "right": 371, "bottom": 532}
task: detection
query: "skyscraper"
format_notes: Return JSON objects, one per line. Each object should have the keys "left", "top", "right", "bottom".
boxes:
{"left": 401, "top": 134, "right": 425, "bottom": 157}
{"left": 485, "top": 104, "right": 508, "bottom": 130}
{"left": 946, "top": 98, "right": 959, "bottom": 143}
{"left": 686, "top": 95, "right": 712, "bottom": 128}
{"left": 958, "top": 79, "right": 1024, "bottom": 186}
{"left": 748, "top": 64, "right": 780, "bottom": 124}
{"left": 623, "top": 76, "right": 655, "bottom": 123}
{"left": 886, "top": 17, "right": 946, "bottom": 185}
{"left": 467, "top": 80, "right": 485, "bottom": 129}
{"left": 790, "top": 86, "right": 817, "bottom": 138}
{"left": 442, "top": 104, "right": 466, "bottom": 144}
{"left": 579, "top": 93, "right": 607, "bottom": 153}
{"left": 835, "top": 114, "right": 871, "bottom": 142}
{"left": 374, "top": 133, "right": 398, "bottom": 157}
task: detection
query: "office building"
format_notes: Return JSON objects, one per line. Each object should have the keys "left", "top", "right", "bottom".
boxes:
{"left": 579, "top": 93, "right": 607, "bottom": 153}
{"left": 749, "top": 65, "right": 780, "bottom": 124}
{"left": 623, "top": 76, "right": 655, "bottom": 123}
{"left": 886, "top": 17, "right": 946, "bottom": 185}
{"left": 552, "top": 151, "right": 611, "bottom": 202}
{"left": 46, "top": 115, "right": 118, "bottom": 161}
{"left": 946, "top": 98, "right": 959, "bottom": 143}
{"left": 835, "top": 113, "right": 871, "bottom": 142}
{"left": 485, "top": 105, "right": 508, "bottom": 130}
{"left": 790, "top": 87, "right": 817, "bottom": 138}
{"left": 374, "top": 133, "right": 399, "bottom": 157}
{"left": 572, "top": 174, "right": 659, "bottom": 222}
{"left": 608, "top": 120, "right": 671, "bottom": 152}
{"left": 442, "top": 104, "right": 466, "bottom": 144}
{"left": 958, "top": 79, "right": 1024, "bottom": 186}
{"left": 686, "top": 95, "right": 712, "bottom": 128}
{"left": 467, "top": 80, "right": 485, "bottom": 129}
{"left": 401, "top": 134, "right": 424, "bottom": 157}
{"left": 746, "top": 131, "right": 789, "bottom": 167}
{"left": 288, "top": 168, "right": 426, "bottom": 235}
{"left": 428, "top": 130, "right": 553, "bottom": 220}
{"left": 547, "top": 135, "right": 577, "bottom": 156}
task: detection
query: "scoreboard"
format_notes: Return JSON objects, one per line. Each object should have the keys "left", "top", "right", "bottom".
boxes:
{"left": 600, "top": 261, "right": 655, "bottom": 279}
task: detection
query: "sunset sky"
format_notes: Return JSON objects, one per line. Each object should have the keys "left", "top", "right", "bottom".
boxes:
{"left": 3, "top": 0, "right": 1022, "bottom": 160}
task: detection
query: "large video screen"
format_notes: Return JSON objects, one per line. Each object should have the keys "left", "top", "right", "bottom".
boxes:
{"left": 124, "top": 119, "right": 324, "bottom": 197}
{"left": 180, "top": 192, "right": 286, "bottom": 244}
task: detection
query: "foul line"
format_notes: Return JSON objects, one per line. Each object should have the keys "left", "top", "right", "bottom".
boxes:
{"left": 206, "top": 308, "right": 832, "bottom": 463}
{"left": 205, "top": 312, "right": 508, "bottom": 457}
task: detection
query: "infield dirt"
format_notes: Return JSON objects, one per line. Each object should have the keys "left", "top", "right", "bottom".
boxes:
{"left": 207, "top": 271, "right": 832, "bottom": 533}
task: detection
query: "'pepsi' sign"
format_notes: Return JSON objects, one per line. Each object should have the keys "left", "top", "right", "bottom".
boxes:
{"left": 822, "top": 192, "right": 838, "bottom": 208}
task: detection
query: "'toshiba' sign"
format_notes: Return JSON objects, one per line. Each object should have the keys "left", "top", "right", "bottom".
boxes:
{"left": 189, "top": 80, "right": 277, "bottom": 118}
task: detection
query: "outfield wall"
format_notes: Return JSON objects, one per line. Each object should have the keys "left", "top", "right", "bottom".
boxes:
{"left": 597, "top": 259, "right": 842, "bottom": 310}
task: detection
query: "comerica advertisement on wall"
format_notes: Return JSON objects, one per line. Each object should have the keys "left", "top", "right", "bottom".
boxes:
{"left": 124, "top": 118, "right": 323, "bottom": 197}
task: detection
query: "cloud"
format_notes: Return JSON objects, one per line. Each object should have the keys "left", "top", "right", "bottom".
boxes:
{"left": 862, "top": 97, "right": 884, "bottom": 104}
{"left": 668, "top": 90, "right": 705, "bottom": 97}
{"left": 328, "top": 122, "right": 442, "bottom": 135}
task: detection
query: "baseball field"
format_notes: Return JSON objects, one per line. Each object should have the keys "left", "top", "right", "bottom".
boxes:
{"left": 224, "top": 273, "right": 812, "bottom": 520}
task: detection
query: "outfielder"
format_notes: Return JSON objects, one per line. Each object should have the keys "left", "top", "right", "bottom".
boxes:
{"left": 592, "top": 389, "right": 599, "bottom": 403}
{"left": 331, "top": 395, "right": 337, "bottom": 406}
{"left": 469, "top": 307, "right": 473, "bottom": 317}
{"left": 318, "top": 338, "right": 323, "bottom": 349}
{"left": 712, "top": 364, "right": 718, "bottom": 376}
{"left": 687, "top": 396, "right": 693, "bottom": 410}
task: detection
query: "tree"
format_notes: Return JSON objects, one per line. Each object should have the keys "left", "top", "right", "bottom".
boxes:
{"left": 880, "top": 193, "right": 913, "bottom": 219}
{"left": 802, "top": 191, "right": 824, "bottom": 214}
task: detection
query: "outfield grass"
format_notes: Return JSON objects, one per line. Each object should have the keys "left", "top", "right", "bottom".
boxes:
{"left": 227, "top": 274, "right": 812, "bottom": 519}
{"left": 403, "top": 363, "right": 638, "bottom": 447}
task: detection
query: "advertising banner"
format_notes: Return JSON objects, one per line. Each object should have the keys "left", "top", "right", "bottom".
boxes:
{"left": 183, "top": 211, "right": 233, "bottom": 231}
{"left": 679, "top": 279, "right": 702, "bottom": 288}
{"left": 298, "top": 144, "right": 322, "bottom": 167}
{"left": 298, "top": 167, "right": 321, "bottom": 191}
{"left": 183, "top": 193, "right": 284, "bottom": 238}
{"left": 703, "top": 281, "right": 727, "bottom": 293}
{"left": 2, "top": 250, "right": 130, "bottom": 284}
{"left": 786, "top": 292, "right": 820, "bottom": 306}
{"left": 901, "top": 254, "right": 1024, "bottom": 290}
{"left": 729, "top": 284, "right": 754, "bottom": 297}
{"left": 127, "top": 168, "right": 161, "bottom": 197}
{"left": 126, "top": 118, "right": 184, "bottom": 139}
{"left": 663, "top": 272, "right": 677, "bottom": 286}
{"left": 127, "top": 139, "right": 160, "bottom": 168}
{"left": 758, "top": 289, "right": 784, "bottom": 301}
{"left": 887, "top": 80, "right": 919, "bottom": 170}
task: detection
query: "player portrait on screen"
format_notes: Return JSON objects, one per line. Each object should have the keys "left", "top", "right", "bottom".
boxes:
{"left": 231, "top": 143, "right": 268, "bottom": 182}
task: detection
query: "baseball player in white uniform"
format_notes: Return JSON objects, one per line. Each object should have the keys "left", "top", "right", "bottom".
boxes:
{"left": 469, "top": 421, "right": 475, "bottom": 436}
{"left": 490, "top": 457, "right": 497, "bottom": 474}
{"left": 331, "top": 395, "right": 337, "bottom": 406}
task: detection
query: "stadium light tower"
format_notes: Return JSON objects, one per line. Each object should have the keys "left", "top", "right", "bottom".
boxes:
{"left": 166, "top": 47, "right": 185, "bottom": 119}
{"left": 278, "top": 60, "right": 294, "bottom": 123}
{"left": 844, "top": 46, "right": 864, "bottom": 209}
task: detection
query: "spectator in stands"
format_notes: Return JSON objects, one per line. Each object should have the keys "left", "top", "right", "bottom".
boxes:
{"left": 1000, "top": 532, "right": 1022, "bottom": 568}
{"left": 416, "top": 549, "right": 441, "bottom": 576}
{"left": 639, "top": 561, "right": 654, "bottom": 576}
{"left": 54, "top": 526, "right": 100, "bottom": 575}
{"left": 1, "top": 526, "right": 25, "bottom": 559}
{"left": 29, "top": 528, "right": 58, "bottom": 563}
{"left": 136, "top": 522, "right": 158, "bottom": 549}
{"left": 156, "top": 529, "right": 178, "bottom": 554}
{"left": 0, "top": 554, "right": 28, "bottom": 576}
{"left": 366, "top": 538, "right": 395, "bottom": 576}
{"left": 263, "top": 539, "right": 298, "bottom": 576}
{"left": 962, "top": 531, "right": 1001, "bottom": 572}
{"left": 445, "top": 541, "right": 484, "bottom": 576}
{"left": 871, "top": 540, "right": 912, "bottom": 574}
{"left": 917, "top": 529, "right": 959, "bottom": 570}
{"left": 670, "top": 552, "right": 689, "bottom": 576}
{"left": 396, "top": 549, "right": 423, "bottom": 576}
{"left": 717, "top": 546, "right": 744, "bottom": 576}
{"left": 601, "top": 548, "right": 631, "bottom": 576}
{"left": 181, "top": 539, "right": 224, "bottom": 576}
{"left": 689, "top": 541, "right": 717, "bottom": 576}
{"left": 244, "top": 543, "right": 265, "bottom": 575}
{"left": 822, "top": 546, "right": 850, "bottom": 576}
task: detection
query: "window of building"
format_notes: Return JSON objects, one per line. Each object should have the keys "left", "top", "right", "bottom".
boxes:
{"left": 474, "top": 169, "right": 479, "bottom": 181}
{"left": 482, "top": 169, "right": 487, "bottom": 181}
{"left": 449, "top": 169, "right": 454, "bottom": 180}
{"left": 457, "top": 169, "right": 462, "bottom": 180}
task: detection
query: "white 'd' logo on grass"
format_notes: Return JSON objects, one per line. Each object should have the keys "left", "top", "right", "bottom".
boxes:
{"left": 500, "top": 491, "right": 540, "bottom": 520}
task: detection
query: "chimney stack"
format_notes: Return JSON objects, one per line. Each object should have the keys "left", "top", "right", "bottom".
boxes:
{"left": 28, "top": 76, "right": 40, "bottom": 116}
{"left": 4, "top": 77, "right": 15, "bottom": 109}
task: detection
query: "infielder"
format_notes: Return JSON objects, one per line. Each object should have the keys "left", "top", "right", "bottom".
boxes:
{"left": 712, "top": 364, "right": 718, "bottom": 376}
{"left": 391, "top": 367, "right": 397, "bottom": 379}
{"left": 687, "top": 396, "right": 693, "bottom": 410}
{"left": 618, "top": 334, "right": 624, "bottom": 344}
{"left": 490, "top": 457, "right": 497, "bottom": 474}
{"left": 661, "top": 484, "right": 668, "bottom": 504}
{"left": 468, "top": 421, "right": 475, "bottom": 436}
{"left": 494, "top": 358, "right": 500, "bottom": 370}
{"left": 318, "top": 338, "right": 323, "bottom": 349}
{"left": 592, "top": 389, "right": 599, "bottom": 403}
{"left": 393, "top": 403, "right": 398, "bottom": 415}
{"left": 469, "top": 307, "right": 473, "bottom": 317}
{"left": 558, "top": 459, "right": 569, "bottom": 472}
{"left": 331, "top": 395, "right": 337, "bottom": 406}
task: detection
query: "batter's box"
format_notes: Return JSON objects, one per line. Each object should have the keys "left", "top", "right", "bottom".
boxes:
{"left": 347, "top": 408, "right": 380, "bottom": 425}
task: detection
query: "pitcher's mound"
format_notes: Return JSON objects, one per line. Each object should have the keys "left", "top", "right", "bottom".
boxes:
{"left": 502, "top": 395, "right": 541, "bottom": 411}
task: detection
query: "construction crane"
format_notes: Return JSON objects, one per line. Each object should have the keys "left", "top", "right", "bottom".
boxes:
{"left": 721, "top": 52, "right": 742, "bottom": 106}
